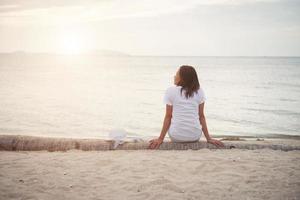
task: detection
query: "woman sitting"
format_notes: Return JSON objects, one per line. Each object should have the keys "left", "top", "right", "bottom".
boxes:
{"left": 149, "top": 65, "right": 225, "bottom": 149}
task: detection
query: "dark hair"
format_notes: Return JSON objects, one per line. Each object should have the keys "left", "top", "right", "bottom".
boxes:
{"left": 176, "top": 65, "right": 200, "bottom": 99}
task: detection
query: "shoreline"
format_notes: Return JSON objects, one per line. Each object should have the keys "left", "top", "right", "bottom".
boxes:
{"left": 1, "top": 134, "right": 300, "bottom": 152}
{"left": 1, "top": 132, "right": 299, "bottom": 140}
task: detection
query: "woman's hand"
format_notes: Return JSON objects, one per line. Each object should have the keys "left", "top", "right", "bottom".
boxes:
{"left": 148, "top": 138, "right": 163, "bottom": 149}
{"left": 207, "top": 138, "right": 225, "bottom": 148}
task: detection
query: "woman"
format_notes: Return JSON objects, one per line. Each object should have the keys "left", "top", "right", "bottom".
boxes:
{"left": 149, "top": 65, "right": 225, "bottom": 149}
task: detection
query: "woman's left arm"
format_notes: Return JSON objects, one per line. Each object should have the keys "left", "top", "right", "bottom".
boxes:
{"left": 148, "top": 105, "right": 172, "bottom": 149}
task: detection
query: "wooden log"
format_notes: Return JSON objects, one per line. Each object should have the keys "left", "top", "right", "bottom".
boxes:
{"left": 0, "top": 135, "right": 299, "bottom": 152}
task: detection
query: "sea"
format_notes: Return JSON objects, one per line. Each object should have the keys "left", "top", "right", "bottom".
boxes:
{"left": 0, "top": 55, "right": 299, "bottom": 139}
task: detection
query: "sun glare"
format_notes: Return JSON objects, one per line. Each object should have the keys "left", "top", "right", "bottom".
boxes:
{"left": 58, "top": 29, "right": 90, "bottom": 55}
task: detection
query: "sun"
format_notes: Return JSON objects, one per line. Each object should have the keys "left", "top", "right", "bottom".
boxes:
{"left": 60, "top": 33, "right": 84, "bottom": 55}
{"left": 58, "top": 29, "right": 90, "bottom": 55}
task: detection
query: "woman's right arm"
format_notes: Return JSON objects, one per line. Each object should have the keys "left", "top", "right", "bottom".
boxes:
{"left": 199, "top": 103, "right": 225, "bottom": 148}
{"left": 199, "top": 103, "right": 212, "bottom": 141}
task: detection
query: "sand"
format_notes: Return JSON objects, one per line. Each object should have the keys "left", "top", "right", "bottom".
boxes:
{"left": 0, "top": 148, "right": 299, "bottom": 200}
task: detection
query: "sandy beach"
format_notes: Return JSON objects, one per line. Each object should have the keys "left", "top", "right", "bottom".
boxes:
{"left": 0, "top": 136, "right": 299, "bottom": 200}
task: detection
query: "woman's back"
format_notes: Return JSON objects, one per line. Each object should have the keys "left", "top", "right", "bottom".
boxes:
{"left": 163, "top": 85, "right": 206, "bottom": 141}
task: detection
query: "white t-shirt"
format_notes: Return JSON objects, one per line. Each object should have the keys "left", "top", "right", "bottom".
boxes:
{"left": 163, "top": 85, "right": 207, "bottom": 141}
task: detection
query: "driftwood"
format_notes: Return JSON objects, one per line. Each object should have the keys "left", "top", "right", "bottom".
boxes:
{"left": 0, "top": 135, "right": 299, "bottom": 152}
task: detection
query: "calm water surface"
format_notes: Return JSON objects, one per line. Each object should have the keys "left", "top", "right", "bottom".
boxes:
{"left": 0, "top": 55, "right": 299, "bottom": 139}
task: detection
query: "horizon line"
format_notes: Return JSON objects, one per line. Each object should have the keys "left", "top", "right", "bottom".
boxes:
{"left": 0, "top": 50, "right": 299, "bottom": 58}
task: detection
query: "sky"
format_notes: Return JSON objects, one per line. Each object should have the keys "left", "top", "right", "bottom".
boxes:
{"left": 0, "top": 0, "right": 299, "bottom": 56}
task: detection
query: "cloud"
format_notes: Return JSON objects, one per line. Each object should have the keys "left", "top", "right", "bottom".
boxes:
{"left": 0, "top": 0, "right": 281, "bottom": 26}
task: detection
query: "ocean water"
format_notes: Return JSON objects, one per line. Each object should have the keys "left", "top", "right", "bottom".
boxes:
{"left": 0, "top": 55, "right": 299, "bottom": 139}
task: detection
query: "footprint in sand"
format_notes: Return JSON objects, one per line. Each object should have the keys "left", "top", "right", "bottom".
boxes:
{"left": 194, "top": 163, "right": 208, "bottom": 171}
{"left": 162, "top": 183, "right": 185, "bottom": 193}
{"left": 96, "top": 159, "right": 113, "bottom": 167}
{"left": 137, "top": 178, "right": 172, "bottom": 191}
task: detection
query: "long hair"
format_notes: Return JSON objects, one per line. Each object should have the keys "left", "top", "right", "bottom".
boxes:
{"left": 176, "top": 65, "right": 200, "bottom": 99}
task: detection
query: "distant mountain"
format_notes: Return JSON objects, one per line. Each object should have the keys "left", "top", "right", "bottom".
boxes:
{"left": 0, "top": 49, "right": 130, "bottom": 57}
{"left": 0, "top": 50, "right": 132, "bottom": 65}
